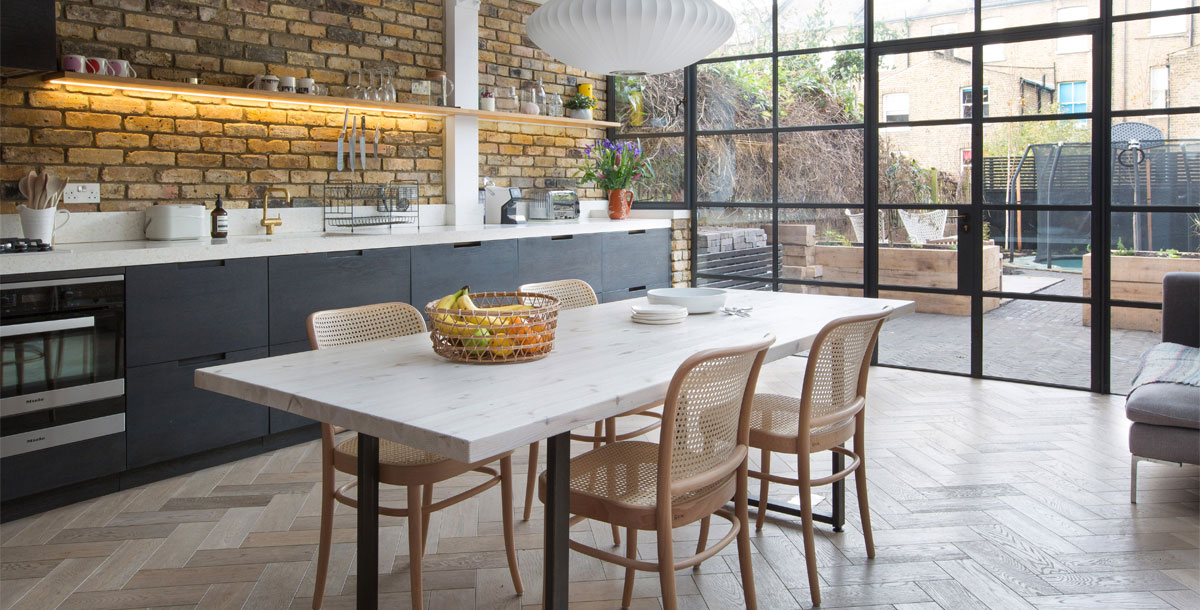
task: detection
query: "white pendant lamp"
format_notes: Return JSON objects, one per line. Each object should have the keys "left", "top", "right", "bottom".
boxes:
{"left": 526, "top": 0, "right": 735, "bottom": 76}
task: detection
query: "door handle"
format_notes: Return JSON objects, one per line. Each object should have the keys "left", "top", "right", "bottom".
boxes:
{"left": 1, "top": 316, "right": 95, "bottom": 337}
{"left": 954, "top": 213, "right": 971, "bottom": 234}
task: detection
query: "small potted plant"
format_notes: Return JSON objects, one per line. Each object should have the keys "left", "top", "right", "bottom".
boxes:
{"left": 576, "top": 139, "right": 653, "bottom": 220}
{"left": 564, "top": 93, "right": 596, "bottom": 120}
{"left": 479, "top": 87, "right": 496, "bottom": 111}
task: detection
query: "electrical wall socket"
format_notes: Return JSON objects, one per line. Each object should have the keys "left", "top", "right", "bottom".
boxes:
{"left": 62, "top": 183, "right": 100, "bottom": 204}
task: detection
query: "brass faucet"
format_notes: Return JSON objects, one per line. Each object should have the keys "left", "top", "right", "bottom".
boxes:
{"left": 261, "top": 187, "right": 289, "bottom": 235}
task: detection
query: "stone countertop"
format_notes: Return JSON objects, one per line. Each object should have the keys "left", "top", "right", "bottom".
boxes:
{"left": 1, "top": 218, "right": 672, "bottom": 277}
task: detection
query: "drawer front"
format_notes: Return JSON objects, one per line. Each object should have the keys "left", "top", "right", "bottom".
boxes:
{"left": 1, "top": 433, "right": 125, "bottom": 501}
{"left": 517, "top": 233, "right": 602, "bottom": 290}
{"left": 126, "top": 258, "right": 268, "bottom": 367}
{"left": 410, "top": 239, "right": 518, "bottom": 311}
{"left": 126, "top": 346, "right": 269, "bottom": 468}
{"left": 601, "top": 229, "right": 669, "bottom": 292}
{"left": 267, "top": 340, "right": 316, "bottom": 434}
{"left": 268, "top": 248, "right": 410, "bottom": 346}
{"left": 600, "top": 281, "right": 671, "bottom": 304}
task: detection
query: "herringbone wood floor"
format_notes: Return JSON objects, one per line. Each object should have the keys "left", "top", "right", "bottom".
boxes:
{"left": 2, "top": 361, "right": 1197, "bottom": 609}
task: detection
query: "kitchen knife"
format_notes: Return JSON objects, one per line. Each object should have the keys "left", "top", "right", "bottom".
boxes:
{"left": 359, "top": 116, "right": 367, "bottom": 172}
{"left": 337, "top": 108, "right": 348, "bottom": 172}
{"left": 348, "top": 115, "right": 356, "bottom": 173}
{"left": 373, "top": 123, "right": 379, "bottom": 159}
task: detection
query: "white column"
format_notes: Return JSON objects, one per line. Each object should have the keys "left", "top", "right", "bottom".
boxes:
{"left": 444, "top": 0, "right": 482, "bottom": 227}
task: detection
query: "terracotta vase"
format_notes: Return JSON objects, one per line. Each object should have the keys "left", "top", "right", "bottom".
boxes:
{"left": 608, "top": 189, "right": 633, "bottom": 220}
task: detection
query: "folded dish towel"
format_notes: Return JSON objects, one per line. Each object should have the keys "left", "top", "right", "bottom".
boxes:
{"left": 1132, "top": 342, "right": 1200, "bottom": 388}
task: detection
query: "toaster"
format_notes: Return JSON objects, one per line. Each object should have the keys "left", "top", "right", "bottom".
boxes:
{"left": 519, "top": 188, "right": 580, "bottom": 222}
{"left": 145, "top": 204, "right": 207, "bottom": 240}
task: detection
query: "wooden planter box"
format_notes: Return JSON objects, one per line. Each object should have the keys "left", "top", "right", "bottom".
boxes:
{"left": 1083, "top": 252, "right": 1200, "bottom": 331}
{"left": 813, "top": 244, "right": 1002, "bottom": 316}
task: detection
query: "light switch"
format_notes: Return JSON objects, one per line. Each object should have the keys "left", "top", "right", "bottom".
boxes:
{"left": 62, "top": 183, "right": 100, "bottom": 204}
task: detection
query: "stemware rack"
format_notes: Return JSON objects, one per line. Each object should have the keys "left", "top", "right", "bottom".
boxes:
{"left": 323, "top": 182, "right": 420, "bottom": 232}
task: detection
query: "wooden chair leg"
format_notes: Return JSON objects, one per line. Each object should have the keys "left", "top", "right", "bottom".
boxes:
{"left": 420, "top": 483, "right": 433, "bottom": 555}
{"left": 798, "top": 456, "right": 820, "bottom": 607}
{"left": 523, "top": 441, "right": 538, "bottom": 521}
{"left": 407, "top": 484, "right": 425, "bottom": 610}
{"left": 694, "top": 515, "right": 710, "bottom": 561}
{"left": 605, "top": 418, "right": 621, "bottom": 547}
{"left": 736, "top": 463, "right": 757, "bottom": 610}
{"left": 311, "top": 465, "right": 335, "bottom": 609}
{"left": 854, "top": 423, "right": 874, "bottom": 559}
{"left": 592, "top": 421, "right": 604, "bottom": 449}
{"left": 499, "top": 456, "right": 525, "bottom": 594}
{"left": 656, "top": 526, "right": 678, "bottom": 610}
{"left": 622, "top": 527, "right": 638, "bottom": 608}
{"left": 755, "top": 450, "right": 771, "bottom": 531}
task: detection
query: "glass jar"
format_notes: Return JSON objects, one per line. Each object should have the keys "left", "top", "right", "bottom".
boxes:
{"left": 499, "top": 86, "right": 519, "bottom": 112}
{"left": 520, "top": 82, "right": 541, "bottom": 115}
{"left": 546, "top": 93, "right": 564, "bottom": 117}
{"left": 426, "top": 70, "right": 454, "bottom": 106}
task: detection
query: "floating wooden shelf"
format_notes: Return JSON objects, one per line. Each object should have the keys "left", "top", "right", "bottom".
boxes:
{"left": 44, "top": 72, "right": 620, "bottom": 129}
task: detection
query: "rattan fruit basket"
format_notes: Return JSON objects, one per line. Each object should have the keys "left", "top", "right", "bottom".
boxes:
{"left": 425, "top": 292, "right": 560, "bottom": 364}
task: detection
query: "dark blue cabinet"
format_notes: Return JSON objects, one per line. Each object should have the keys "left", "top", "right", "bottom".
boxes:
{"left": 410, "top": 240, "right": 518, "bottom": 310}
{"left": 517, "top": 233, "right": 603, "bottom": 289}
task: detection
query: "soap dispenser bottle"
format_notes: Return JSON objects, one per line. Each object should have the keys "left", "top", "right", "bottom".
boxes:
{"left": 211, "top": 195, "right": 228, "bottom": 239}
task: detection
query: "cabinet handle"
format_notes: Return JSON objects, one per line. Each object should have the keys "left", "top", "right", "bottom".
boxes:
{"left": 178, "top": 260, "right": 225, "bottom": 269}
{"left": 178, "top": 352, "right": 227, "bottom": 367}
{"left": 628, "top": 286, "right": 647, "bottom": 292}
{"left": 328, "top": 250, "right": 365, "bottom": 258}
{"left": 550, "top": 235, "right": 573, "bottom": 241}
{"left": 627, "top": 230, "right": 646, "bottom": 235}
{"left": 452, "top": 241, "right": 482, "bottom": 249}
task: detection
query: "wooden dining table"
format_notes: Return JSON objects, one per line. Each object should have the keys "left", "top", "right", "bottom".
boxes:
{"left": 195, "top": 290, "right": 913, "bottom": 609}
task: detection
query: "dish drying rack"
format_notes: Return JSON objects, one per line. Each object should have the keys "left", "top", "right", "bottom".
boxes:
{"left": 322, "top": 182, "right": 420, "bottom": 232}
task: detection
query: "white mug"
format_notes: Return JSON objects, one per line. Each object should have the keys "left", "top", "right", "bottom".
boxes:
{"left": 62, "top": 54, "right": 86, "bottom": 73}
{"left": 85, "top": 57, "right": 114, "bottom": 75}
{"left": 278, "top": 76, "right": 295, "bottom": 93}
{"left": 247, "top": 75, "right": 279, "bottom": 91}
{"left": 17, "top": 205, "right": 70, "bottom": 245}
{"left": 296, "top": 77, "right": 315, "bottom": 94}
{"left": 108, "top": 59, "right": 137, "bottom": 78}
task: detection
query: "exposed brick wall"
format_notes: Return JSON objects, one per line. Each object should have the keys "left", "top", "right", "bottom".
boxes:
{"left": 477, "top": 0, "right": 607, "bottom": 199}
{"left": 0, "top": 0, "right": 608, "bottom": 214}
{"left": 670, "top": 218, "right": 690, "bottom": 287}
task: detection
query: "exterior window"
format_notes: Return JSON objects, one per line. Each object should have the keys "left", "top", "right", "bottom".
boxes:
{"left": 1150, "top": 66, "right": 1169, "bottom": 108}
{"left": 962, "top": 87, "right": 990, "bottom": 118}
{"left": 1149, "top": 0, "right": 1188, "bottom": 35}
{"left": 982, "top": 18, "right": 1005, "bottom": 62}
{"left": 1057, "top": 7, "right": 1090, "bottom": 53}
{"left": 961, "top": 149, "right": 973, "bottom": 175}
{"left": 1059, "top": 80, "right": 1087, "bottom": 114}
{"left": 931, "top": 23, "right": 958, "bottom": 37}
{"left": 883, "top": 93, "right": 910, "bottom": 122}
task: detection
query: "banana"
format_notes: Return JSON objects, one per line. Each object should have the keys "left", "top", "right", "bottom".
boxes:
{"left": 433, "top": 286, "right": 470, "bottom": 334}
{"left": 435, "top": 285, "right": 468, "bottom": 311}
{"left": 455, "top": 288, "right": 478, "bottom": 311}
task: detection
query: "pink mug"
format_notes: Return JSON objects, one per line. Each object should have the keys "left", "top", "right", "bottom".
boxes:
{"left": 108, "top": 59, "right": 136, "bottom": 78}
{"left": 62, "top": 55, "right": 86, "bottom": 73}
{"left": 85, "top": 57, "right": 114, "bottom": 75}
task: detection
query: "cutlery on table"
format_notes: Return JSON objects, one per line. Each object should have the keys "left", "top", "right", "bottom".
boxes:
{"left": 337, "top": 108, "right": 348, "bottom": 172}
{"left": 721, "top": 306, "right": 753, "bottom": 318}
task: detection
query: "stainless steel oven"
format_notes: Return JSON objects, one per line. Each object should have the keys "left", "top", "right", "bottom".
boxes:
{"left": 1, "top": 275, "right": 125, "bottom": 501}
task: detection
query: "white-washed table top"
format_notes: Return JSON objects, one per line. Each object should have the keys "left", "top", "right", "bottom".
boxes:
{"left": 195, "top": 291, "right": 913, "bottom": 463}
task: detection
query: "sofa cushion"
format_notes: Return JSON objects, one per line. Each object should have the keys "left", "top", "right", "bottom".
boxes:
{"left": 1126, "top": 382, "right": 1200, "bottom": 429}
{"left": 1130, "top": 422, "right": 1200, "bottom": 465}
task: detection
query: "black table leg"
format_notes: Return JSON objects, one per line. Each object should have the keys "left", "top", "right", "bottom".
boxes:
{"left": 831, "top": 449, "right": 845, "bottom": 532}
{"left": 357, "top": 433, "right": 379, "bottom": 610}
{"left": 544, "top": 432, "right": 570, "bottom": 610}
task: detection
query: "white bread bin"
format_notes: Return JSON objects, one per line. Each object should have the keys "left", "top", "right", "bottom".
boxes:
{"left": 145, "top": 204, "right": 206, "bottom": 241}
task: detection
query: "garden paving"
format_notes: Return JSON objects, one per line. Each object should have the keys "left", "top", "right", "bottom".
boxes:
{"left": 877, "top": 268, "right": 1158, "bottom": 392}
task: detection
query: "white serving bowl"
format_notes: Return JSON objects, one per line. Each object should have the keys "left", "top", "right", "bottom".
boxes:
{"left": 646, "top": 287, "right": 728, "bottom": 314}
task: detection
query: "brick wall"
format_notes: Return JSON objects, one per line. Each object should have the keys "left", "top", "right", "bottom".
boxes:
{"left": 477, "top": 0, "right": 607, "bottom": 199}
{"left": 0, "top": 0, "right": 608, "bottom": 214}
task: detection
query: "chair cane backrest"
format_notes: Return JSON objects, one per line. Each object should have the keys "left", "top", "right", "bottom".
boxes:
{"left": 518, "top": 279, "right": 598, "bottom": 310}
{"left": 801, "top": 308, "right": 891, "bottom": 430}
{"left": 657, "top": 335, "right": 774, "bottom": 502}
{"left": 307, "top": 302, "right": 428, "bottom": 350}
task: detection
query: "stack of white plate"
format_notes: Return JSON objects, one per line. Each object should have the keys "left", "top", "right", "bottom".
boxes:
{"left": 630, "top": 304, "right": 688, "bottom": 325}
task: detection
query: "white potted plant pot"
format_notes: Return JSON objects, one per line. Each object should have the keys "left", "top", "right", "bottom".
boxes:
{"left": 480, "top": 97, "right": 496, "bottom": 111}
{"left": 570, "top": 108, "right": 592, "bottom": 120}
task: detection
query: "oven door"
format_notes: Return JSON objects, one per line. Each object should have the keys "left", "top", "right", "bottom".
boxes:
{"left": 1, "top": 310, "right": 124, "bottom": 417}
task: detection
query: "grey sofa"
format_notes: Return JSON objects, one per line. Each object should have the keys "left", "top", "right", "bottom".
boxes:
{"left": 1127, "top": 272, "right": 1200, "bottom": 503}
